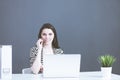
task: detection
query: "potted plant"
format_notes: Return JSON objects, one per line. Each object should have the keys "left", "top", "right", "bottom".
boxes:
{"left": 98, "top": 54, "right": 116, "bottom": 78}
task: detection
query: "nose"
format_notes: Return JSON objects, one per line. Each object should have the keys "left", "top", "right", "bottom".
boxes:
{"left": 45, "top": 34, "right": 49, "bottom": 39}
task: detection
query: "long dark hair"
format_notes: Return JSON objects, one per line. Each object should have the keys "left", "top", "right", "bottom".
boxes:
{"left": 38, "top": 23, "right": 60, "bottom": 48}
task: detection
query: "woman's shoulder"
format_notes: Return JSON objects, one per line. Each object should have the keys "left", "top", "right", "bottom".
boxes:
{"left": 53, "top": 48, "right": 64, "bottom": 54}
{"left": 31, "top": 46, "right": 38, "bottom": 51}
{"left": 30, "top": 46, "right": 39, "bottom": 56}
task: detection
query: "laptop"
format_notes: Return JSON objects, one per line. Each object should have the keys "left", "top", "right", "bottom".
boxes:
{"left": 43, "top": 54, "right": 81, "bottom": 78}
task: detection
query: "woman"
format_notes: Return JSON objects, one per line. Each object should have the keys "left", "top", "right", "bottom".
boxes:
{"left": 30, "top": 23, "right": 63, "bottom": 74}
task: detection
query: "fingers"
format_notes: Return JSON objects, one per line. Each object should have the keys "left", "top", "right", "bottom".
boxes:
{"left": 36, "top": 38, "right": 43, "bottom": 48}
{"left": 38, "top": 38, "right": 43, "bottom": 44}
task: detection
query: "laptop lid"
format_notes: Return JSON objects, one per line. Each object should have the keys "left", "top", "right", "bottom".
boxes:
{"left": 43, "top": 54, "right": 81, "bottom": 78}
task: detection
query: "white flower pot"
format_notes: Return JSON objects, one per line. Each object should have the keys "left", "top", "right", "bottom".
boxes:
{"left": 101, "top": 67, "right": 112, "bottom": 78}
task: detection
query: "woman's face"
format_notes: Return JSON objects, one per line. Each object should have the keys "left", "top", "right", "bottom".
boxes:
{"left": 41, "top": 28, "right": 54, "bottom": 45}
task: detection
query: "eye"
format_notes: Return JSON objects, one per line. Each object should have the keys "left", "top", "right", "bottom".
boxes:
{"left": 49, "top": 33, "right": 52, "bottom": 36}
{"left": 42, "top": 33, "right": 46, "bottom": 36}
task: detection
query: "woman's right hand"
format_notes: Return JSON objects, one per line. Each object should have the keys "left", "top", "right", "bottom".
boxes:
{"left": 39, "top": 65, "right": 43, "bottom": 73}
{"left": 36, "top": 38, "right": 43, "bottom": 49}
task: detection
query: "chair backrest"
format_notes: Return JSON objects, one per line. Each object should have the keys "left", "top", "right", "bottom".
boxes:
{"left": 22, "top": 68, "right": 32, "bottom": 74}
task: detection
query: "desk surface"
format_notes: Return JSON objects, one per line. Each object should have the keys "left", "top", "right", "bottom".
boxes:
{"left": 1, "top": 71, "right": 120, "bottom": 80}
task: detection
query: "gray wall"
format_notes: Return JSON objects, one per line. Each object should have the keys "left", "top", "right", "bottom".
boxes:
{"left": 0, "top": 0, "right": 120, "bottom": 74}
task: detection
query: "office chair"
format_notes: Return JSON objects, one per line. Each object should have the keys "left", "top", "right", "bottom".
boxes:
{"left": 22, "top": 68, "right": 32, "bottom": 74}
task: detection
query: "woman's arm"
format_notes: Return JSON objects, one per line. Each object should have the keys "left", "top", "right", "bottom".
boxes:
{"left": 30, "top": 47, "right": 42, "bottom": 74}
{"left": 30, "top": 39, "right": 43, "bottom": 74}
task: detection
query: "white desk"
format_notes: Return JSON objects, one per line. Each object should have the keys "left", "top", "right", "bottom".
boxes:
{"left": 1, "top": 71, "right": 120, "bottom": 80}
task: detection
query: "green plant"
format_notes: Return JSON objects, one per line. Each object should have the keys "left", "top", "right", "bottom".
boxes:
{"left": 98, "top": 54, "right": 116, "bottom": 67}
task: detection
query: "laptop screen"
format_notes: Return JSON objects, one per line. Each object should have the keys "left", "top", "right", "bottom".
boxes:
{"left": 43, "top": 54, "right": 81, "bottom": 78}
